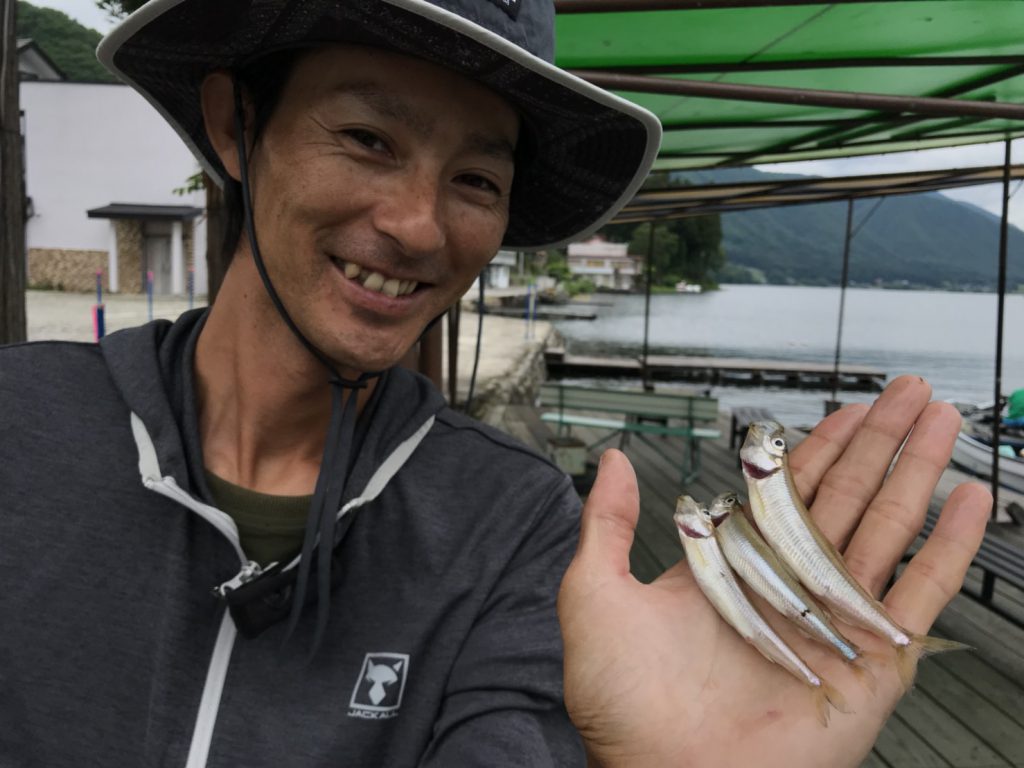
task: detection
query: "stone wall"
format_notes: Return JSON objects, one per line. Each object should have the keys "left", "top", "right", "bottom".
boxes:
{"left": 117, "top": 220, "right": 144, "bottom": 294}
{"left": 470, "top": 327, "right": 554, "bottom": 428}
{"left": 28, "top": 248, "right": 108, "bottom": 293}
{"left": 26, "top": 219, "right": 196, "bottom": 296}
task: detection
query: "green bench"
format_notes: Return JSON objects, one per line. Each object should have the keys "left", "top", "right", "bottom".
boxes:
{"left": 537, "top": 383, "right": 721, "bottom": 483}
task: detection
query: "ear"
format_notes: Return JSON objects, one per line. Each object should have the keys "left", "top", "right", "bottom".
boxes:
{"left": 200, "top": 71, "right": 252, "bottom": 183}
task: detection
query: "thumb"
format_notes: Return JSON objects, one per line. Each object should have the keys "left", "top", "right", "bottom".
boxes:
{"left": 576, "top": 449, "right": 640, "bottom": 578}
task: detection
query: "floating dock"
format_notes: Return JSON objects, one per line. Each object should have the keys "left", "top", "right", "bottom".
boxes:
{"left": 544, "top": 348, "right": 886, "bottom": 392}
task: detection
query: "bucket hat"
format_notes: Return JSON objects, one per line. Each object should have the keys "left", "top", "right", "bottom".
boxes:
{"left": 97, "top": 0, "right": 661, "bottom": 250}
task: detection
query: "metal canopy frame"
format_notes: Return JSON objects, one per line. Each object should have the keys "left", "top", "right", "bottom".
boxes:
{"left": 612, "top": 163, "right": 1024, "bottom": 222}
{"left": 554, "top": 1, "right": 1024, "bottom": 169}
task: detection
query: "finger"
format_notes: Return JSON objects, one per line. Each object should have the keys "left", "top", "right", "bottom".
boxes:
{"left": 788, "top": 401, "right": 869, "bottom": 504}
{"left": 883, "top": 482, "right": 991, "bottom": 634}
{"left": 574, "top": 449, "right": 640, "bottom": 579}
{"left": 810, "top": 375, "right": 932, "bottom": 547}
{"left": 842, "top": 402, "right": 962, "bottom": 596}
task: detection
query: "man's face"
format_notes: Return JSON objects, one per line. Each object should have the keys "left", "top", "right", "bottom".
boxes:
{"left": 244, "top": 45, "right": 518, "bottom": 374}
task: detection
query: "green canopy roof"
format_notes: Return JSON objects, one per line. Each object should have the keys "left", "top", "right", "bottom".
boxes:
{"left": 555, "top": 1, "right": 1024, "bottom": 170}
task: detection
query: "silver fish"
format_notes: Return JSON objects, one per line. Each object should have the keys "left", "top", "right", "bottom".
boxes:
{"left": 709, "top": 491, "right": 875, "bottom": 690}
{"left": 740, "top": 420, "right": 968, "bottom": 690}
{"left": 675, "top": 495, "right": 847, "bottom": 725}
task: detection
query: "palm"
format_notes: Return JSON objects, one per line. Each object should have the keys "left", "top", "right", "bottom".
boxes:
{"left": 559, "top": 377, "right": 990, "bottom": 768}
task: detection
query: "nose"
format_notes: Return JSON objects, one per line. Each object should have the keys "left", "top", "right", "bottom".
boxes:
{"left": 373, "top": 170, "right": 447, "bottom": 256}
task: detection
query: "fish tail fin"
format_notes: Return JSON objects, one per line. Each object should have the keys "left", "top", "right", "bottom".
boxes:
{"left": 896, "top": 634, "right": 971, "bottom": 692}
{"left": 849, "top": 656, "right": 877, "bottom": 695}
{"left": 913, "top": 633, "right": 972, "bottom": 657}
{"left": 811, "top": 685, "right": 831, "bottom": 728}
{"left": 821, "top": 677, "right": 852, "bottom": 715}
{"left": 810, "top": 676, "right": 851, "bottom": 725}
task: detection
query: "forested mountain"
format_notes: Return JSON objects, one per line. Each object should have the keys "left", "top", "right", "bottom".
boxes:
{"left": 685, "top": 167, "right": 1024, "bottom": 291}
{"left": 16, "top": 2, "right": 114, "bottom": 82}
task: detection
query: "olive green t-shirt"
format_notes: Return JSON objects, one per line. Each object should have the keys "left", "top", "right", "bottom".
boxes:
{"left": 205, "top": 471, "right": 313, "bottom": 567}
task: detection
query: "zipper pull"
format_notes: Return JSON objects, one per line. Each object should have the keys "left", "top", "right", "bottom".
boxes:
{"left": 213, "top": 560, "right": 265, "bottom": 598}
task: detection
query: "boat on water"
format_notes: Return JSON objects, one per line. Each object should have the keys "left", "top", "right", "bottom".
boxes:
{"left": 951, "top": 399, "right": 1024, "bottom": 494}
{"left": 675, "top": 280, "right": 702, "bottom": 294}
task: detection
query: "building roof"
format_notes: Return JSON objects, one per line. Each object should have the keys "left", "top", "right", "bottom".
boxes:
{"left": 87, "top": 203, "right": 204, "bottom": 221}
{"left": 17, "top": 38, "right": 65, "bottom": 82}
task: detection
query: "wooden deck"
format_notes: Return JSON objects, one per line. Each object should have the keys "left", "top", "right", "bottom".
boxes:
{"left": 544, "top": 349, "right": 887, "bottom": 391}
{"left": 500, "top": 404, "right": 1024, "bottom": 768}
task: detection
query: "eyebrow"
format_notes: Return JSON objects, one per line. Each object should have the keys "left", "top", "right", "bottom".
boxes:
{"left": 463, "top": 132, "right": 516, "bottom": 164}
{"left": 328, "top": 82, "right": 516, "bottom": 163}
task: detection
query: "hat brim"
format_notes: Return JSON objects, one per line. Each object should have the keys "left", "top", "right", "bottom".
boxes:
{"left": 98, "top": 0, "right": 660, "bottom": 250}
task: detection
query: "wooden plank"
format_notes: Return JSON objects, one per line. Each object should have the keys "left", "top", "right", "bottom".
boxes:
{"left": 537, "top": 383, "right": 719, "bottom": 420}
{"left": 930, "top": 592, "right": 1024, "bottom": 684}
{"left": 870, "top": 712, "right": 950, "bottom": 768}
{"left": 930, "top": 650, "right": 1024, "bottom": 730}
{"left": 887, "top": 684, "right": 1010, "bottom": 767}
{"left": 859, "top": 750, "right": 891, "bottom": 768}
{"left": 912, "top": 657, "right": 1024, "bottom": 765}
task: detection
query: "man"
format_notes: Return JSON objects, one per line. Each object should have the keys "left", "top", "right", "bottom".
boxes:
{"left": 0, "top": 1, "right": 989, "bottom": 767}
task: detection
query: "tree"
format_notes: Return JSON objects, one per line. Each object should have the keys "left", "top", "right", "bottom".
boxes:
{"left": 16, "top": 2, "right": 113, "bottom": 82}
{"left": 2, "top": 0, "right": 27, "bottom": 343}
{"left": 600, "top": 176, "right": 725, "bottom": 289}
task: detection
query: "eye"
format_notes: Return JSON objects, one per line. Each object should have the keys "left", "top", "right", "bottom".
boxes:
{"left": 455, "top": 172, "right": 502, "bottom": 196}
{"left": 772, "top": 438, "right": 785, "bottom": 450}
{"left": 343, "top": 128, "right": 389, "bottom": 154}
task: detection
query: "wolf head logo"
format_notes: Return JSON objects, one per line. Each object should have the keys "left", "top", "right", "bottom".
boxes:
{"left": 350, "top": 652, "right": 410, "bottom": 715}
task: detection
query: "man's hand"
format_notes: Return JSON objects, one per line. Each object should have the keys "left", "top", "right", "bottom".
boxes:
{"left": 558, "top": 375, "right": 991, "bottom": 768}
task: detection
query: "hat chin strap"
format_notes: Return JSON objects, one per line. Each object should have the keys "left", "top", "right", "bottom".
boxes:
{"left": 231, "top": 77, "right": 379, "bottom": 657}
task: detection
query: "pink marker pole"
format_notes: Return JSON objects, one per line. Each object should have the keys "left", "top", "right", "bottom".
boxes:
{"left": 93, "top": 270, "right": 105, "bottom": 341}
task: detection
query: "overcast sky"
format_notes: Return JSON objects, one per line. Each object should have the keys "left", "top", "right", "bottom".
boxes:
{"left": 30, "top": 0, "right": 1023, "bottom": 230}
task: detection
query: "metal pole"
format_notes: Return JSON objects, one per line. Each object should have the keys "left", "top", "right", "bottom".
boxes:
{"left": 557, "top": 0, "right": 901, "bottom": 12}
{"left": 991, "top": 138, "right": 1011, "bottom": 521}
{"left": 641, "top": 222, "right": 655, "bottom": 391}
{"left": 830, "top": 199, "right": 854, "bottom": 411}
{"left": 572, "top": 71, "right": 1024, "bottom": 122}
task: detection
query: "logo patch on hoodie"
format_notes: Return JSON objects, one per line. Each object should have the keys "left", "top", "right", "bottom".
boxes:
{"left": 348, "top": 652, "right": 409, "bottom": 719}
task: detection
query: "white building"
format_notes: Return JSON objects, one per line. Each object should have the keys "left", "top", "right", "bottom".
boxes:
{"left": 566, "top": 236, "right": 642, "bottom": 291}
{"left": 17, "top": 39, "right": 64, "bottom": 81}
{"left": 20, "top": 74, "right": 207, "bottom": 296}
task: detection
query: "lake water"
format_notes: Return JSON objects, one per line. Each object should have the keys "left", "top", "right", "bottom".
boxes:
{"left": 551, "top": 285, "right": 1024, "bottom": 428}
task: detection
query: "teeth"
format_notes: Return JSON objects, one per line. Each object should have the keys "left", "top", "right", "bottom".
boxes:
{"left": 337, "top": 259, "right": 418, "bottom": 296}
{"left": 362, "top": 272, "right": 385, "bottom": 292}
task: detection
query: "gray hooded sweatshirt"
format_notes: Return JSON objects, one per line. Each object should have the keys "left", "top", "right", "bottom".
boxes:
{"left": 0, "top": 309, "right": 584, "bottom": 767}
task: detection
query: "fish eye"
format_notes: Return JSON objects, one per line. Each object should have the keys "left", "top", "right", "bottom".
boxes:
{"left": 771, "top": 437, "right": 785, "bottom": 449}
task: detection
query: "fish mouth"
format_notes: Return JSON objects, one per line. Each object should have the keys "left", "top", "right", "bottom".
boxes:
{"left": 741, "top": 460, "right": 778, "bottom": 480}
{"left": 675, "top": 518, "right": 712, "bottom": 539}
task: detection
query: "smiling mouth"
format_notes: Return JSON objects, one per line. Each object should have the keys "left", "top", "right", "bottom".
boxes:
{"left": 331, "top": 257, "right": 420, "bottom": 298}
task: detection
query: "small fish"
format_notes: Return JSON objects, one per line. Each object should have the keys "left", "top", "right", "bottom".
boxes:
{"left": 740, "top": 420, "right": 969, "bottom": 690}
{"left": 709, "top": 491, "right": 875, "bottom": 692}
{"left": 675, "top": 495, "right": 848, "bottom": 726}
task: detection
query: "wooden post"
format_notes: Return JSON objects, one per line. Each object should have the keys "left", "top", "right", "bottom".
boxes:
{"left": 0, "top": 0, "right": 27, "bottom": 344}
{"left": 203, "top": 172, "right": 227, "bottom": 304}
